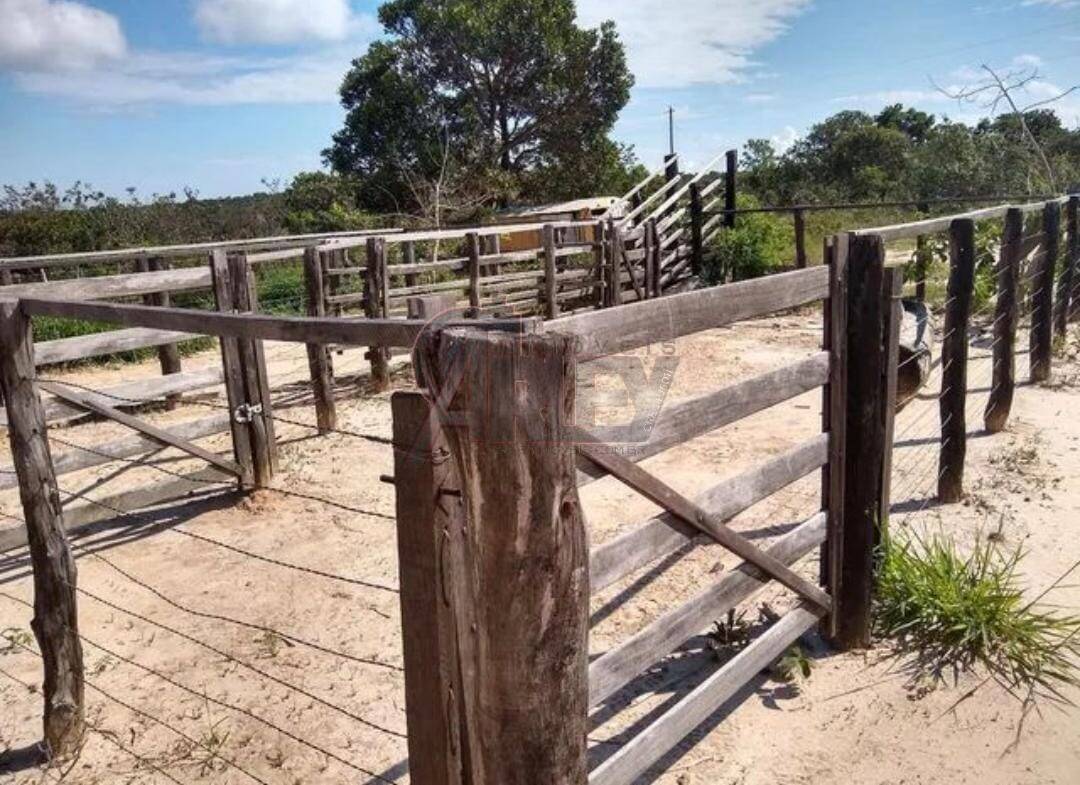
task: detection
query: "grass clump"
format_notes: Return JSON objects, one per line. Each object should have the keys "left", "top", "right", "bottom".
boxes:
{"left": 876, "top": 531, "right": 1080, "bottom": 699}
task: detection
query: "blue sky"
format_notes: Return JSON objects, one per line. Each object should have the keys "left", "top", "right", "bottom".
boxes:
{"left": 1, "top": 0, "right": 1078, "bottom": 199}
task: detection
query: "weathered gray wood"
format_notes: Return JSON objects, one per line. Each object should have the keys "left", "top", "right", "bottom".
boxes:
{"left": 0, "top": 413, "right": 232, "bottom": 491}
{"left": 34, "top": 327, "right": 198, "bottom": 366}
{"left": 593, "top": 221, "right": 606, "bottom": 309}
{"left": 466, "top": 232, "right": 481, "bottom": 311}
{"left": 1067, "top": 196, "right": 1080, "bottom": 324}
{"left": 589, "top": 512, "right": 825, "bottom": 707}
{"left": 0, "top": 301, "right": 85, "bottom": 758}
{"left": 137, "top": 257, "right": 183, "bottom": 409}
{"left": 607, "top": 220, "right": 622, "bottom": 307}
{"left": 1031, "top": 201, "right": 1060, "bottom": 382}
{"left": 938, "top": 220, "right": 976, "bottom": 503}
{"left": 590, "top": 434, "right": 829, "bottom": 593}
{"left": 821, "top": 236, "right": 847, "bottom": 641}
{"left": 855, "top": 199, "right": 1056, "bottom": 243}
{"left": 391, "top": 391, "right": 465, "bottom": 785}
{"left": 416, "top": 328, "right": 588, "bottom": 785}
{"left": 577, "top": 441, "right": 832, "bottom": 610}
{"left": 303, "top": 248, "right": 336, "bottom": 433}
{"left": 210, "top": 250, "right": 255, "bottom": 486}
{"left": 549, "top": 266, "right": 829, "bottom": 361}
{"left": 1055, "top": 198, "right": 1076, "bottom": 338}
{"left": 985, "top": 209, "right": 1022, "bottom": 433}
{"left": 38, "top": 381, "right": 240, "bottom": 477}
{"left": 832, "top": 232, "right": 887, "bottom": 649}
{"left": 543, "top": 224, "right": 559, "bottom": 319}
{"left": 0, "top": 265, "right": 211, "bottom": 301}
{"left": 365, "top": 238, "right": 391, "bottom": 390}
{"left": 578, "top": 353, "right": 829, "bottom": 486}
{"left": 880, "top": 267, "right": 903, "bottom": 529}
{"left": 588, "top": 604, "right": 821, "bottom": 785}
{"left": 914, "top": 235, "right": 929, "bottom": 302}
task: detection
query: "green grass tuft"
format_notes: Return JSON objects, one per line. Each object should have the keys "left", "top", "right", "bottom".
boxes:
{"left": 876, "top": 531, "right": 1080, "bottom": 700}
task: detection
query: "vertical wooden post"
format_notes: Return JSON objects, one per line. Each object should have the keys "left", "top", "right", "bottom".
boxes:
{"left": 415, "top": 328, "right": 588, "bottom": 785}
{"left": 914, "top": 235, "right": 929, "bottom": 302}
{"left": 985, "top": 208, "right": 1022, "bottom": 433}
{"left": 650, "top": 219, "right": 663, "bottom": 297}
{"left": 403, "top": 241, "right": 419, "bottom": 289}
{"left": 0, "top": 267, "right": 12, "bottom": 286}
{"left": 227, "top": 252, "right": 275, "bottom": 486}
{"left": 210, "top": 250, "right": 254, "bottom": 486}
{"left": 391, "top": 391, "right": 465, "bottom": 785}
{"left": 938, "top": 219, "right": 977, "bottom": 503}
{"left": 136, "top": 255, "right": 182, "bottom": 409}
{"left": 0, "top": 301, "right": 84, "bottom": 758}
{"left": 826, "top": 233, "right": 887, "bottom": 650}
{"left": 1030, "top": 201, "right": 1060, "bottom": 383}
{"left": 365, "top": 238, "right": 391, "bottom": 390}
{"left": 303, "top": 247, "right": 337, "bottom": 433}
{"left": 689, "top": 182, "right": 704, "bottom": 276}
{"left": 793, "top": 209, "right": 808, "bottom": 269}
{"left": 663, "top": 152, "right": 679, "bottom": 183}
{"left": 880, "top": 266, "right": 903, "bottom": 529}
{"left": 820, "top": 237, "right": 844, "bottom": 623}
{"left": 593, "top": 220, "right": 606, "bottom": 309}
{"left": 325, "top": 249, "right": 343, "bottom": 317}
{"left": 1068, "top": 196, "right": 1080, "bottom": 324}
{"left": 642, "top": 219, "right": 655, "bottom": 300}
{"left": 1055, "top": 197, "right": 1077, "bottom": 336}
{"left": 543, "top": 224, "right": 559, "bottom": 318}
{"left": 607, "top": 219, "right": 622, "bottom": 307}
{"left": 723, "top": 149, "right": 737, "bottom": 229}
{"left": 466, "top": 232, "right": 481, "bottom": 313}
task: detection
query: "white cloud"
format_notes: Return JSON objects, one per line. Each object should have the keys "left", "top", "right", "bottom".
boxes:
{"left": 576, "top": 0, "right": 811, "bottom": 88}
{"left": 0, "top": 0, "right": 126, "bottom": 71}
{"left": 771, "top": 126, "right": 799, "bottom": 152}
{"left": 194, "top": 0, "right": 355, "bottom": 44}
{"left": 744, "top": 93, "right": 776, "bottom": 103}
{"left": 1022, "top": 0, "right": 1079, "bottom": 8}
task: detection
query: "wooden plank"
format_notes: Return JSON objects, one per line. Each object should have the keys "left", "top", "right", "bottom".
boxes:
{"left": 578, "top": 353, "right": 829, "bottom": 485}
{"left": 34, "top": 327, "right": 200, "bottom": 366}
{"left": 391, "top": 392, "right": 465, "bottom": 785}
{"left": 1055, "top": 198, "right": 1076, "bottom": 338}
{"left": 0, "top": 413, "right": 231, "bottom": 491}
{"left": 938, "top": 220, "right": 976, "bottom": 503}
{"left": 303, "top": 248, "right": 336, "bottom": 433}
{"left": 543, "top": 224, "right": 559, "bottom": 319}
{"left": 879, "top": 267, "right": 902, "bottom": 529}
{"left": 322, "top": 219, "right": 596, "bottom": 251}
{"left": 416, "top": 327, "right": 588, "bottom": 785}
{"left": 589, "top": 512, "right": 825, "bottom": 707}
{"left": 38, "top": 380, "right": 240, "bottom": 478}
{"left": 588, "top": 605, "right": 822, "bottom": 785}
{"left": 689, "top": 183, "right": 704, "bottom": 276}
{"left": 0, "top": 301, "right": 85, "bottom": 757}
{"left": 549, "top": 266, "right": 829, "bottom": 361}
{"left": 1030, "top": 202, "right": 1059, "bottom": 382}
{"left": 576, "top": 440, "right": 831, "bottom": 610}
{"left": 985, "top": 209, "right": 1022, "bottom": 433}
{"left": 855, "top": 199, "right": 1055, "bottom": 243}
{"left": 365, "top": 238, "right": 391, "bottom": 390}
{"left": 138, "top": 257, "right": 183, "bottom": 410}
{"left": 822, "top": 236, "right": 848, "bottom": 640}
{"left": 1066, "top": 196, "right": 1080, "bottom": 324}
{"left": 590, "top": 434, "right": 829, "bottom": 593}
{"left": 0, "top": 265, "right": 211, "bottom": 301}
{"left": 466, "top": 232, "right": 481, "bottom": 311}
{"left": 229, "top": 253, "right": 275, "bottom": 486}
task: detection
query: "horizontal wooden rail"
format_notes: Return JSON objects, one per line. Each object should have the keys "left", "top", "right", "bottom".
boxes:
{"left": 0, "top": 266, "right": 212, "bottom": 301}
{"left": 548, "top": 266, "right": 829, "bottom": 361}
{"left": 18, "top": 297, "right": 535, "bottom": 348}
{"left": 590, "top": 434, "right": 829, "bottom": 593}
{"left": 321, "top": 219, "right": 597, "bottom": 251}
{"left": 854, "top": 198, "right": 1060, "bottom": 242}
{"left": 589, "top": 512, "right": 825, "bottom": 707}
{"left": 35, "top": 327, "right": 200, "bottom": 366}
{"left": 588, "top": 604, "right": 822, "bottom": 785}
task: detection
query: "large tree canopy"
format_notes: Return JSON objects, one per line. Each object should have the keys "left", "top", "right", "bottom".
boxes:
{"left": 324, "top": 0, "right": 637, "bottom": 214}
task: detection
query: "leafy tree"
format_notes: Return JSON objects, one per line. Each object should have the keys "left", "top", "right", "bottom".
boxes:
{"left": 324, "top": 0, "right": 636, "bottom": 213}
{"left": 281, "top": 171, "right": 374, "bottom": 233}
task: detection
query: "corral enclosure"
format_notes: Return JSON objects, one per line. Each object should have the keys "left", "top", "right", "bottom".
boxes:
{"left": 1, "top": 162, "right": 1078, "bottom": 785}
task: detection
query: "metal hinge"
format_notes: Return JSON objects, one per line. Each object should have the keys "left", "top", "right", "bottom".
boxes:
{"left": 233, "top": 402, "right": 264, "bottom": 423}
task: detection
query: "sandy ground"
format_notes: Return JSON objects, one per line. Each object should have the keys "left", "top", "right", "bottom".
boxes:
{"left": 0, "top": 309, "right": 1078, "bottom": 785}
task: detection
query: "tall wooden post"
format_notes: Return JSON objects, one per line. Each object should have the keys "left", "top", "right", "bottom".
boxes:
{"left": 365, "top": 238, "right": 391, "bottom": 390}
{"left": 210, "top": 250, "right": 255, "bottom": 486}
{"left": 642, "top": 218, "right": 655, "bottom": 300}
{"left": 938, "top": 219, "right": 977, "bottom": 503}
{"left": 414, "top": 327, "right": 588, "bottom": 785}
{"left": 136, "top": 255, "right": 182, "bottom": 409}
{"left": 793, "top": 209, "right": 808, "bottom": 269}
{"left": 650, "top": 219, "right": 663, "bottom": 297}
{"left": 0, "top": 301, "right": 85, "bottom": 758}
{"left": 663, "top": 153, "right": 679, "bottom": 183}
{"left": 607, "top": 219, "right": 622, "bottom": 307}
{"left": 1068, "top": 196, "right": 1080, "bottom": 323}
{"left": 689, "top": 182, "right": 704, "bottom": 276}
{"left": 1056, "top": 196, "right": 1078, "bottom": 332}
{"left": 985, "top": 208, "right": 1022, "bottom": 433}
{"left": 723, "top": 149, "right": 738, "bottom": 229}
{"left": 303, "top": 247, "right": 337, "bottom": 433}
{"left": 914, "top": 235, "right": 929, "bottom": 302}
{"left": 593, "top": 220, "right": 606, "bottom": 309}
{"left": 826, "top": 233, "right": 887, "bottom": 650}
{"left": 880, "top": 266, "right": 902, "bottom": 529}
{"left": 466, "top": 232, "right": 481, "bottom": 312}
{"left": 543, "top": 224, "right": 559, "bottom": 318}
{"left": 0, "top": 267, "right": 12, "bottom": 286}
{"left": 1030, "top": 201, "right": 1060, "bottom": 383}
{"left": 403, "top": 241, "right": 419, "bottom": 289}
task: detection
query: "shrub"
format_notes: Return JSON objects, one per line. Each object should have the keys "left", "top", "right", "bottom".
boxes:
{"left": 700, "top": 196, "right": 791, "bottom": 285}
{"left": 876, "top": 530, "right": 1080, "bottom": 697}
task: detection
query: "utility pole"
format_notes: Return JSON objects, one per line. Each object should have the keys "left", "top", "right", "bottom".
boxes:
{"left": 667, "top": 106, "right": 675, "bottom": 156}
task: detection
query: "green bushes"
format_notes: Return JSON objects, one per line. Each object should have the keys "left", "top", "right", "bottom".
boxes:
{"left": 700, "top": 197, "right": 791, "bottom": 284}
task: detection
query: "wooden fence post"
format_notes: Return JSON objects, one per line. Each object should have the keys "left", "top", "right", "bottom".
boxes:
{"left": 793, "top": 209, "right": 808, "bottom": 269}
{"left": 880, "top": 266, "right": 903, "bottom": 528}
{"left": 650, "top": 219, "right": 663, "bottom": 297}
{"left": 664, "top": 152, "right": 679, "bottom": 183}
{"left": 136, "top": 255, "right": 182, "bottom": 409}
{"left": 303, "top": 247, "right": 337, "bottom": 433}
{"left": 210, "top": 250, "right": 255, "bottom": 486}
{"left": 914, "top": 235, "right": 929, "bottom": 302}
{"left": 1057, "top": 196, "right": 1078, "bottom": 331}
{"left": 543, "top": 224, "right": 559, "bottom": 318}
{"left": 826, "top": 233, "right": 887, "bottom": 650}
{"left": 939, "top": 219, "right": 977, "bottom": 503}
{"left": 0, "top": 301, "right": 85, "bottom": 758}
{"left": 593, "top": 220, "right": 606, "bottom": 309}
{"left": 607, "top": 219, "right": 622, "bottom": 307}
{"left": 985, "top": 208, "right": 1022, "bottom": 433}
{"left": 1030, "top": 201, "right": 1060, "bottom": 383}
{"left": 642, "top": 218, "right": 655, "bottom": 299}
{"left": 403, "top": 241, "right": 419, "bottom": 289}
{"left": 414, "top": 327, "right": 588, "bottom": 785}
{"left": 1068, "top": 196, "right": 1080, "bottom": 323}
{"left": 689, "top": 182, "right": 704, "bottom": 276}
{"left": 365, "top": 238, "right": 391, "bottom": 390}
{"left": 724, "top": 149, "right": 737, "bottom": 229}
{"left": 466, "top": 232, "right": 481, "bottom": 313}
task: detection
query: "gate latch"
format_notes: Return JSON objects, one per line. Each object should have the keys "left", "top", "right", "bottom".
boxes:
{"left": 234, "top": 402, "right": 264, "bottom": 423}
